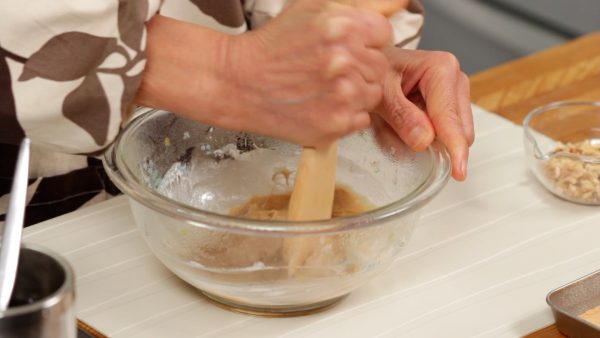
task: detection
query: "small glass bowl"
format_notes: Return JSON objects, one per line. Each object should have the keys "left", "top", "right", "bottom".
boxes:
{"left": 523, "top": 101, "right": 600, "bottom": 205}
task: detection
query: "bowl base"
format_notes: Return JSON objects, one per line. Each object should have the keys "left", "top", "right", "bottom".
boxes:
{"left": 200, "top": 291, "right": 347, "bottom": 317}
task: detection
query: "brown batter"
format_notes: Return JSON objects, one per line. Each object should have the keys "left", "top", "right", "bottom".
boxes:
{"left": 228, "top": 185, "right": 373, "bottom": 276}
{"left": 229, "top": 185, "right": 372, "bottom": 220}
{"left": 176, "top": 184, "right": 373, "bottom": 282}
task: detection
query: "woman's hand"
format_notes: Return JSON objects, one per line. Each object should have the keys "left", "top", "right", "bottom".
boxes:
{"left": 136, "top": 0, "right": 392, "bottom": 148}
{"left": 375, "top": 47, "right": 474, "bottom": 180}
{"left": 228, "top": 0, "right": 394, "bottom": 148}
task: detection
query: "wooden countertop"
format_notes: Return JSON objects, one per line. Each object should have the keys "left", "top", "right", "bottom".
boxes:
{"left": 470, "top": 31, "right": 600, "bottom": 338}
{"left": 470, "top": 32, "right": 600, "bottom": 124}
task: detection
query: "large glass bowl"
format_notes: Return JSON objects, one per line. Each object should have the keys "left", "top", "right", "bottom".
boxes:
{"left": 103, "top": 109, "right": 450, "bottom": 315}
{"left": 524, "top": 101, "right": 600, "bottom": 205}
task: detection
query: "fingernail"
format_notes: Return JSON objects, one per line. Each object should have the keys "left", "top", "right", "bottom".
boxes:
{"left": 407, "top": 126, "right": 429, "bottom": 150}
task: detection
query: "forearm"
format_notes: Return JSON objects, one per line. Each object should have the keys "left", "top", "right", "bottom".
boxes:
{"left": 134, "top": 15, "right": 250, "bottom": 130}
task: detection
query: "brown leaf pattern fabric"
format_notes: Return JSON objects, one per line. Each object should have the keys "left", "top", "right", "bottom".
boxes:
{"left": 0, "top": 51, "right": 24, "bottom": 144}
{"left": 189, "top": 0, "right": 245, "bottom": 27}
{"left": 118, "top": 0, "right": 149, "bottom": 51}
{"left": 19, "top": 33, "right": 118, "bottom": 82}
{"left": 63, "top": 73, "right": 111, "bottom": 145}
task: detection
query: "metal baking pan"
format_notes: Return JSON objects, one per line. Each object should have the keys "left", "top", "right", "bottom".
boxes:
{"left": 547, "top": 269, "right": 600, "bottom": 338}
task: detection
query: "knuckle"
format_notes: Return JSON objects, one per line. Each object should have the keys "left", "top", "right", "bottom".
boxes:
{"left": 387, "top": 109, "right": 405, "bottom": 128}
{"left": 372, "top": 16, "right": 393, "bottom": 44}
{"left": 337, "top": 78, "right": 359, "bottom": 101}
{"left": 431, "top": 51, "right": 460, "bottom": 70}
{"left": 370, "top": 12, "right": 392, "bottom": 32}
{"left": 325, "top": 17, "right": 353, "bottom": 41}
{"left": 327, "top": 51, "right": 352, "bottom": 77}
{"left": 441, "top": 108, "right": 463, "bottom": 126}
{"left": 353, "top": 8, "right": 392, "bottom": 40}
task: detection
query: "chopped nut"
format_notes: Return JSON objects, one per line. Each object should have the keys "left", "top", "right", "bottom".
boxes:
{"left": 544, "top": 139, "right": 600, "bottom": 204}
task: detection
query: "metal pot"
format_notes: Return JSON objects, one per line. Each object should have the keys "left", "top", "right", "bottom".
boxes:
{"left": 0, "top": 244, "right": 75, "bottom": 338}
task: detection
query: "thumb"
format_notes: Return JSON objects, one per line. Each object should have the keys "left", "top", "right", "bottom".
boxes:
{"left": 377, "top": 72, "right": 435, "bottom": 151}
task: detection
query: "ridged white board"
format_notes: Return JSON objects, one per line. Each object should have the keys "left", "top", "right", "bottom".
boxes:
{"left": 23, "top": 105, "right": 600, "bottom": 338}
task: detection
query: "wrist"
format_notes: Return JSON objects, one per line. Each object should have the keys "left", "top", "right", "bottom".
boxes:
{"left": 216, "top": 30, "right": 285, "bottom": 135}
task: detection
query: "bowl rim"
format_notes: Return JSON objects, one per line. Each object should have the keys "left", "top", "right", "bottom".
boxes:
{"left": 103, "top": 109, "right": 451, "bottom": 235}
{"left": 523, "top": 101, "right": 600, "bottom": 163}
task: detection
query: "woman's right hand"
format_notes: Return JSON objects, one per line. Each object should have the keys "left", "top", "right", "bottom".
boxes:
{"left": 227, "top": 0, "right": 393, "bottom": 148}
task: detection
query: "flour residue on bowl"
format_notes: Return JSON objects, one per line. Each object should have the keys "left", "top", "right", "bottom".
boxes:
{"left": 154, "top": 143, "right": 389, "bottom": 215}
{"left": 155, "top": 144, "right": 300, "bottom": 214}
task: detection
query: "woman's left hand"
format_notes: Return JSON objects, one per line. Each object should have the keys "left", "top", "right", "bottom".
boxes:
{"left": 375, "top": 47, "right": 474, "bottom": 181}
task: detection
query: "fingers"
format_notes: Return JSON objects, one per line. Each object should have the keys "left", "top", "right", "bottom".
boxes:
{"left": 322, "top": 7, "right": 390, "bottom": 124}
{"left": 378, "top": 72, "right": 435, "bottom": 151}
{"left": 430, "top": 103, "right": 470, "bottom": 181}
{"left": 457, "top": 73, "right": 475, "bottom": 146}
{"left": 370, "top": 113, "right": 409, "bottom": 156}
{"left": 353, "top": 8, "right": 394, "bottom": 47}
{"left": 418, "top": 52, "right": 470, "bottom": 180}
{"left": 332, "top": 71, "right": 379, "bottom": 129}
{"left": 323, "top": 6, "right": 391, "bottom": 113}
{"left": 381, "top": 49, "right": 472, "bottom": 180}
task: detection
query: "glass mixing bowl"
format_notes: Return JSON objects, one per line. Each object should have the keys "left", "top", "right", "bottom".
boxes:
{"left": 524, "top": 101, "right": 600, "bottom": 205}
{"left": 103, "top": 109, "right": 450, "bottom": 315}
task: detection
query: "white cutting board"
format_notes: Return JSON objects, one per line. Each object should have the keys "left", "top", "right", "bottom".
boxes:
{"left": 23, "top": 105, "right": 600, "bottom": 338}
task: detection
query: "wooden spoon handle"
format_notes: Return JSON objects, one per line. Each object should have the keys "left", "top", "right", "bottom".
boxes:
{"left": 287, "top": 143, "right": 338, "bottom": 221}
{"left": 285, "top": 143, "right": 338, "bottom": 273}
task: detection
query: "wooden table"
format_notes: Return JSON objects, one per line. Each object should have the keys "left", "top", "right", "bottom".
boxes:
{"left": 470, "top": 31, "right": 600, "bottom": 338}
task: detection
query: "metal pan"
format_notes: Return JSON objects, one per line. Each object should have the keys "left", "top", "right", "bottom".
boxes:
{"left": 547, "top": 269, "right": 600, "bottom": 338}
